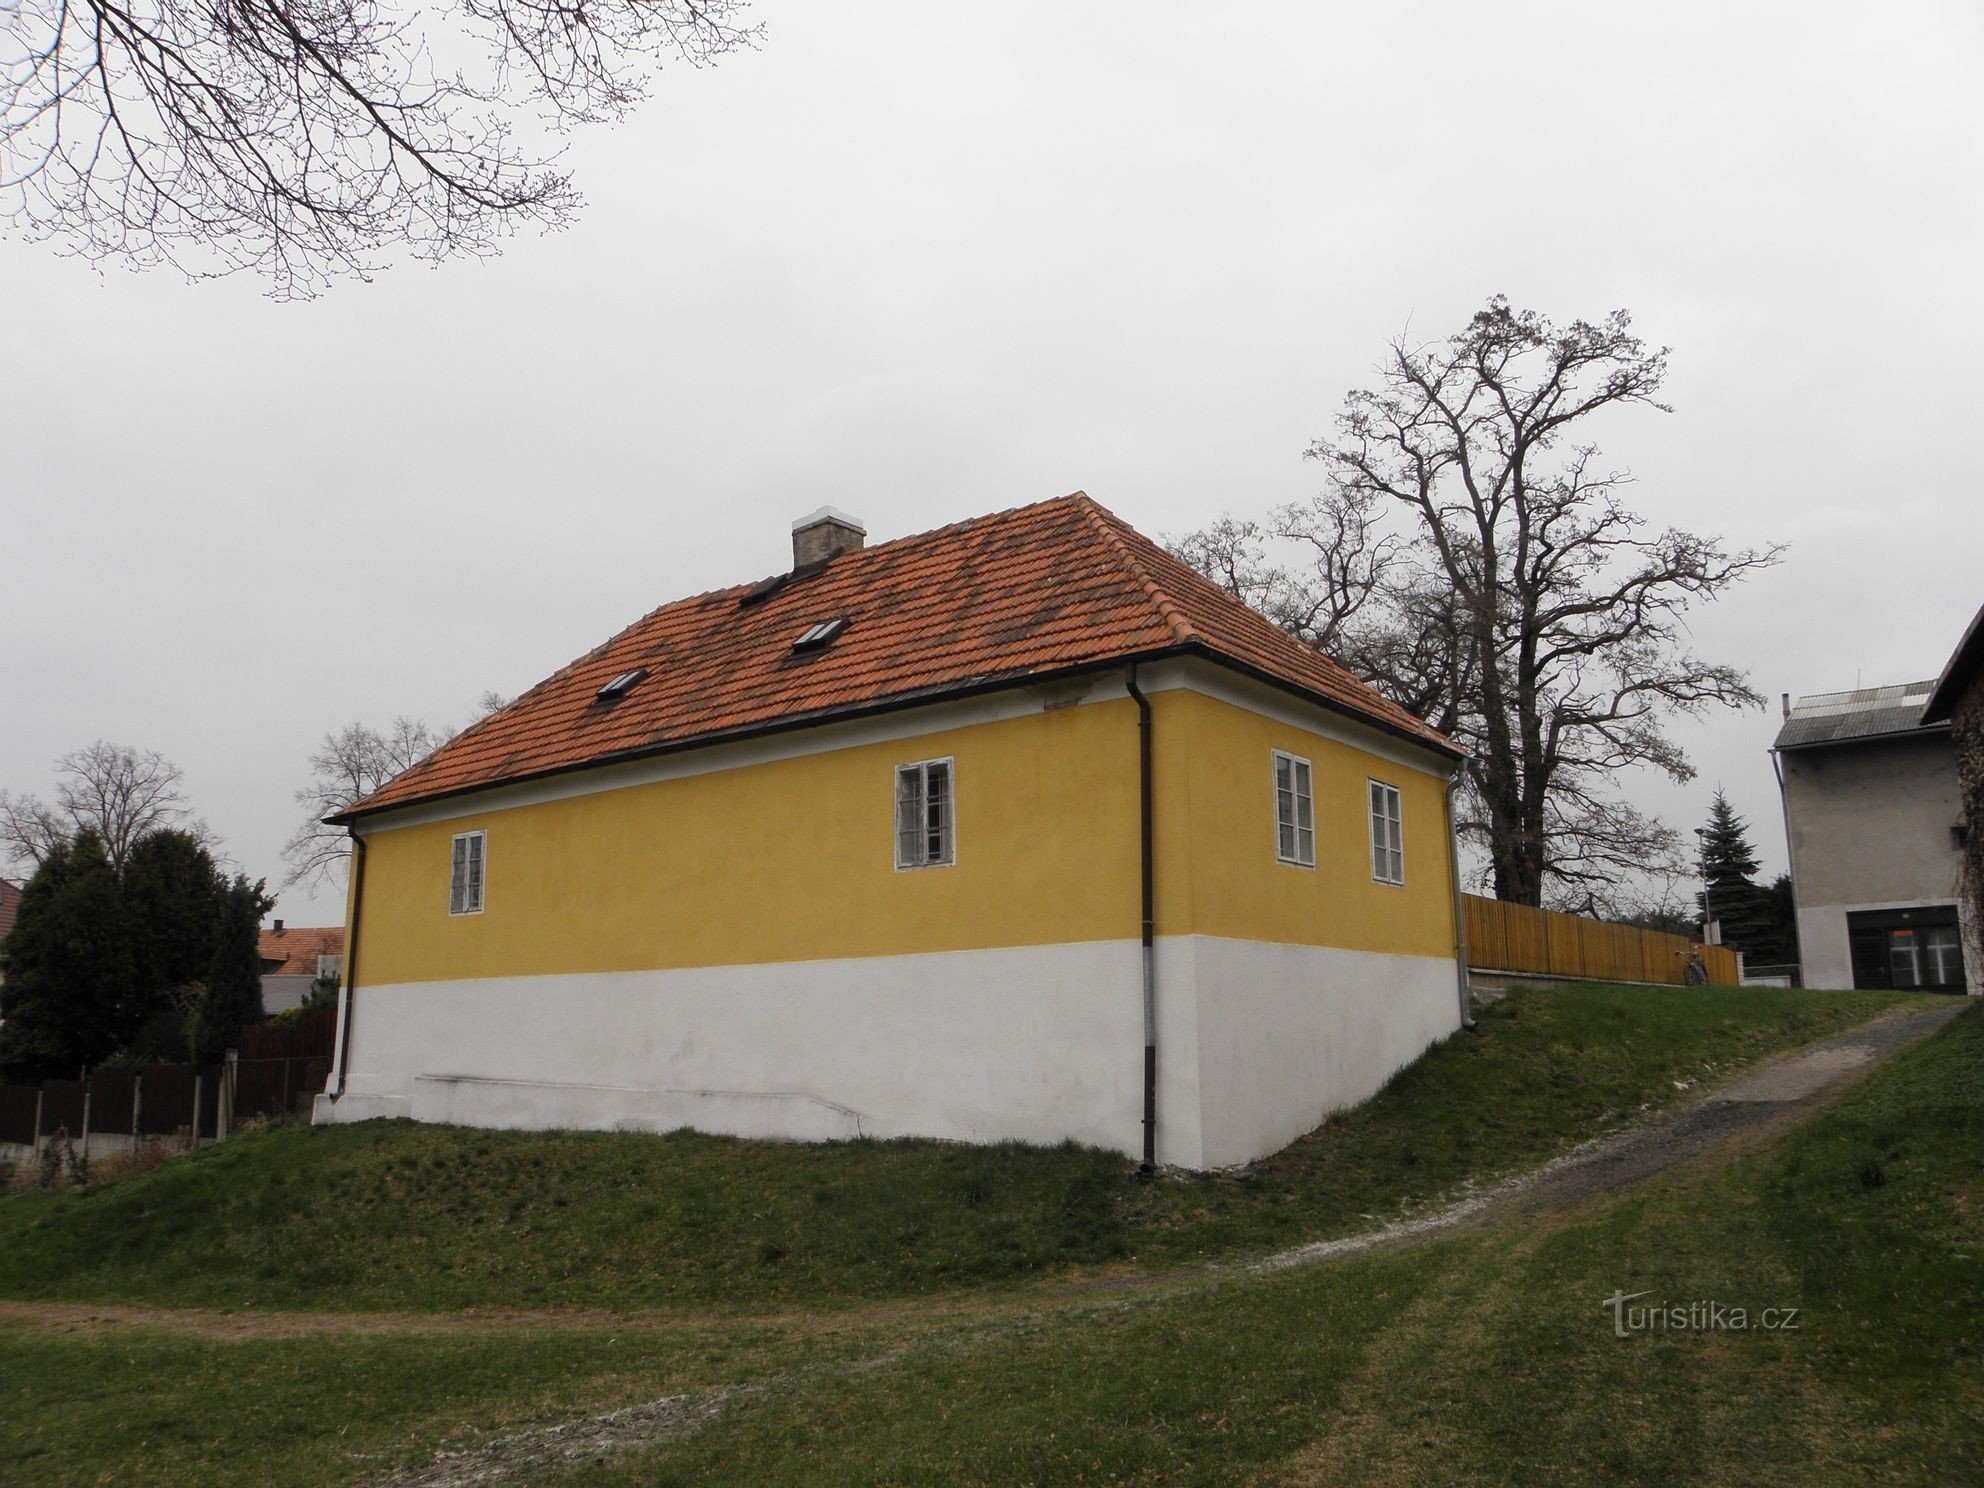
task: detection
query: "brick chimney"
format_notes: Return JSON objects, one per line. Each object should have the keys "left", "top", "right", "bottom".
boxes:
{"left": 791, "top": 507, "right": 866, "bottom": 569}
{"left": 273, "top": 918, "right": 285, "bottom": 933}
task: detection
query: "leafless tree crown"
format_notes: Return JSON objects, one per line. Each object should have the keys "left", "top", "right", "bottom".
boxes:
{"left": 0, "top": 740, "right": 211, "bottom": 872}
{"left": 1174, "top": 298, "right": 1783, "bottom": 911}
{"left": 1, "top": 0, "right": 757, "bottom": 295}
{"left": 284, "top": 694, "right": 508, "bottom": 889}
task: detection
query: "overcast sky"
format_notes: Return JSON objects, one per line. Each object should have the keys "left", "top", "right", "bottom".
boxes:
{"left": 4, "top": 0, "right": 1981, "bottom": 924}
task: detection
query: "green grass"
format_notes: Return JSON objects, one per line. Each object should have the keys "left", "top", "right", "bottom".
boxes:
{"left": 0, "top": 1313, "right": 882, "bottom": 1488}
{"left": 0, "top": 996, "right": 1972, "bottom": 1487}
{"left": 545, "top": 1001, "right": 1984, "bottom": 1486}
{"left": 0, "top": 984, "right": 1917, "bottom": 1312}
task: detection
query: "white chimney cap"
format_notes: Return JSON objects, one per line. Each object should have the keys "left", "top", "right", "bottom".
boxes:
{"left": 791, "top": 506, "right": 866, "bottom": 535}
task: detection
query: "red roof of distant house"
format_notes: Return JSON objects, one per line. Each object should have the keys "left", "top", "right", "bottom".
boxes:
{"left": 335, "top": 493, "right": 1459, "bottom": 822}
{"left": 258, "top": 924, "right": 345, "bottom": 976}
{"left": 0, "top": 879, "right": 21, "bottom": 946}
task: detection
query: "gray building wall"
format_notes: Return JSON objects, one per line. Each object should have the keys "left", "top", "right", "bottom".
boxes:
{"left": 260, "top": 974, "right": 316, "bottom": 1015}
{"left": 1781, "top": 731, "right": 1972, "bottom": 991}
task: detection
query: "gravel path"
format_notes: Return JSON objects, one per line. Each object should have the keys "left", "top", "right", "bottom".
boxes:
{"left": 1256, "top": 999, "right": 1967, "bottom": 1273}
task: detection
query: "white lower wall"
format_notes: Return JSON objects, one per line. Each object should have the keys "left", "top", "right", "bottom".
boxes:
{"left": 1796, "top": 907, "right": 1852, "bottom": 990}
{"left": 1185, "top": 937, "right": 1462, "bottom": 1168}
{"left": 317, "top": 937, "right": 1459, "bottom": 1169}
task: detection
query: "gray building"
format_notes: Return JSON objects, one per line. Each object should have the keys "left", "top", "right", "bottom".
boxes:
{"left": 1773, "top": 682, "right": 1974, "bottom": 993}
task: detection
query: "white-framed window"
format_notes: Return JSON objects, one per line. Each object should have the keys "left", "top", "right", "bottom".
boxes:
{"left": 449, "top": 830, "right": 486, "bottom": 915}
{"left": 1368, "top": 779, "right": 1405, "bottom": 885}
{"left": 1273, "top": 750, "right": 1315, "bottom": 867}
{"left": 894, "top": 759, "right": 954, "bottom": 869}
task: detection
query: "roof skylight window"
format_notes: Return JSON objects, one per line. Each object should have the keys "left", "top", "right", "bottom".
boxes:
{"left": 596, "top": 668, "right": 647, "bottom": 700}
{"left": 791, "top": 617, "right": 849, "bottom": 652}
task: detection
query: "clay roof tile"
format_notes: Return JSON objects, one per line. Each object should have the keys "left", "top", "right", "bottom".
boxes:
{"left": 336, "top": 493, "right": 1456, "bottom": 821}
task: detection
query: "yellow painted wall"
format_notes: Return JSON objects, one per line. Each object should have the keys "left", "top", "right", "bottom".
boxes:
{"left": 355, "top": 699, "right": 1145, "bottom": 985}
{"left": 1164, "top": 689, "right": 1458, "bottom": 960}
{"left": 351, "top": 684, "right": 1456, "bottom": 986}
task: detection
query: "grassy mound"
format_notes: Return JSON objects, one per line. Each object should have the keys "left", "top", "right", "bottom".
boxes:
{"left": 0, "top": 983, "right": 1917, "bottom": 1311}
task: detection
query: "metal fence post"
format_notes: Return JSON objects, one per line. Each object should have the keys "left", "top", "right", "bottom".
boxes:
{"left": 31, "top": 1089, "right": 42, "bottom": 1154}
{"left": 80, "top": 1071, "right": 92, "bottom": 1162}
{"left": 190, "top": 1073, "right": 202, "bottom": 1149}
{"left": 132, "top": 1074, "right": 143, "bottom": 1143}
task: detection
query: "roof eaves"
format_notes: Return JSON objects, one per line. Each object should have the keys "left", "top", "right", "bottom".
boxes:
{"left": 1924, "top": 601, "right": 1984, "bottom": 723}
{"left": 327, "top": 646, "right": 1202, "bottom": 826}
{"left": 1184, "top": 644, "right": 1466, "bottom": 763}
{"left": 330, "top": 639, "right": 1463, "bottom": 827}
{"left": 1772, "top": 719, "right": 1954, "bottom": 752}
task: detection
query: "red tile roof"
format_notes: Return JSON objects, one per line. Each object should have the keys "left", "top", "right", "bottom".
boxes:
{"left": 336, "top": 493, "right": 1457, "bottom": 821}
{"left": 0, "top": 878, "right": 21, "bottom": 946}
{"left": 258, "top": 925, "right": 345, "bottom": 977}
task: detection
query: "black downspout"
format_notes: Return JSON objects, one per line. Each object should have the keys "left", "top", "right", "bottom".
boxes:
{"left": 1125, "top": 664, "right": 1157, "bottom": 1176}
{"left": 328, "top": 828, "right": 366, "bottom": 1101}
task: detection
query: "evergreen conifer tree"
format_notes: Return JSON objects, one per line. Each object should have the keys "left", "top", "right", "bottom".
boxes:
{"left": 0, "top": 832, "right": 135, "bottom": 1077}
{"left": 122, "top": 829, "right": 228, "bottom": 1036}
{"left": 193, "top": 876, "right": 273, "bottom": 1064}
{"left": 1695, "top": 790, "right": 1771, "bottom": 953}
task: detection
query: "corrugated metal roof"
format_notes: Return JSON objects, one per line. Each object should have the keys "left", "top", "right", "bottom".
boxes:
{"left": 1772, "top": 680, "right": 1947, "bottom": 750}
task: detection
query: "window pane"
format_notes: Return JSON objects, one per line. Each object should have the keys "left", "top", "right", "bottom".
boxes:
{"left": 927, "top": 762, "right": 950, "bottom": 863}
{"left": 1888, "top": 930, "right": 1920, "bottom": 988}
{"left": 1924, "top": 927, "right": 1962, "bottom": 985}
{"left": 1275, "top": 755, "right": 1312, "bottom": 864}
{"left": 896, "top": 767, "right": 924, "bottom": 866}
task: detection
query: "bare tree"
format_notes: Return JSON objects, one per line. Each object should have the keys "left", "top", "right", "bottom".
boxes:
{"left": 282, "top": 716, "right": 443, "bottom": 890}
{"left": 284, "top": 694, "right": 509, "bottom": 889}
{"left": 0, "top": 740, "right": 211, "bottom": 872}
{"left": 1175, "top": 298, "right": 1782, "bottom": 909}
{"left": 2, "top": 0, "right": 757, "bottom": 296}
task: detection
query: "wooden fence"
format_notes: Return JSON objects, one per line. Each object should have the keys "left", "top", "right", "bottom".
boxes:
{"left": 0, "top": 1009, "right": 338, "bottom": 1151}
{"left": 1463, "top": 894, "right": 1740, "bottom": 987}
{"left": 241, "top": 1007, "right": 337, "bottom": 1061}
{"left": 0, "top": 1065, "right": 225, "bottom": 1148}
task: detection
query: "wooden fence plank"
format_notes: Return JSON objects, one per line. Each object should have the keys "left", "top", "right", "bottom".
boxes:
{"left": 1463, "top": 893, "right": 1738, "bottom": 986}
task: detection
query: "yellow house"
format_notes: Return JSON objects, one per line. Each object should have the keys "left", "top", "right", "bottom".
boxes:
{"left": 318, "top": 494, "right": 1467, "bottom": 1169}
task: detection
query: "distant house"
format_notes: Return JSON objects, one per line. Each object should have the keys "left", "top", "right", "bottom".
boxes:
{"left": 315, "top": 494, "right": 1469, "bottom": 1170}
{"left": 1923, "top": 602, "right": 1984, "bottom": 987}
{"left": 1773, "top": 682, "right": 1973, "bottom": 992}
{"left": 258, "top": 921, "right": 344, "bottom": 1014}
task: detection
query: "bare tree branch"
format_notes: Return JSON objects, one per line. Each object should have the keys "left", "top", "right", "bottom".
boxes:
{"left": 0, "top": 740, "right": 212, "bottom": 872}
{"left": 1173, "top": 297, "right": 1783, "bottom": 908}
{"left": 2, "top": 0, "right": 758, "bottom": 295}
{"left": 283, "top": 693, "right": 509, "bottom": 890}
